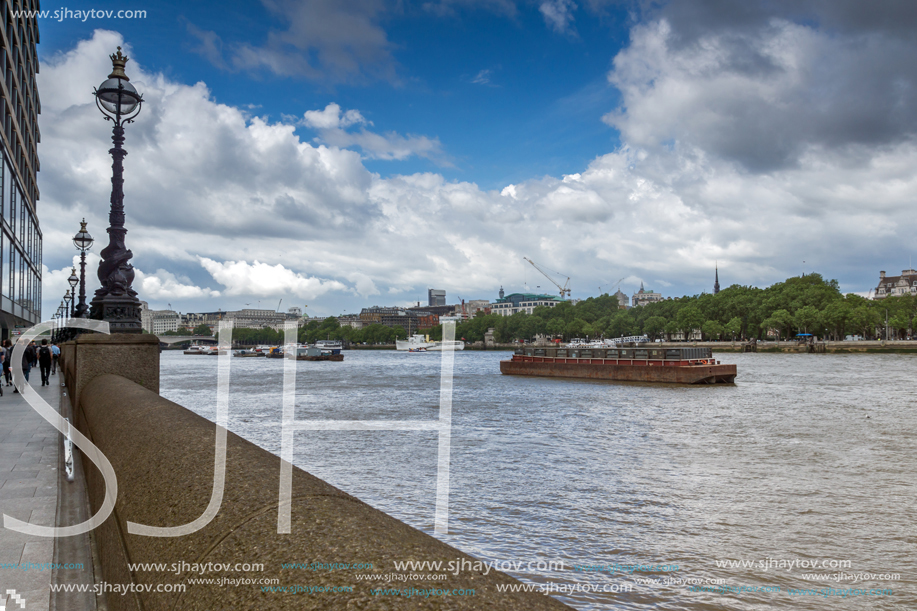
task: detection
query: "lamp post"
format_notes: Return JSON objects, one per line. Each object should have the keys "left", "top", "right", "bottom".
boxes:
{"left": 56, "top": 302, "right": 65, "bottom": 342}
{"left": 67, "top": 268, "right": 79, "bottom": 317}
{"left": 89, "top": 47, "right": 144, "bottom": 332}
{"left": 63, "top": 291, "right": 72, "bottom": 322}
{"left": 72, "top": 219, "right": 94, "bottom": 317}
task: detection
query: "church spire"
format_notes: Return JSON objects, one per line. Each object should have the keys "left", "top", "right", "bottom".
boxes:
{"left": 714, "top": 264, "right": 720, "bottom": 294}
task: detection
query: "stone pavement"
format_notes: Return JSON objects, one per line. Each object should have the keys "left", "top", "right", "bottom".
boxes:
{"left": 0, "top": 371, "right": 64, "bottom": 611}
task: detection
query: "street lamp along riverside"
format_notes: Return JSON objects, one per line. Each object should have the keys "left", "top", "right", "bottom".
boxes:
{"left": 89, "top": 47, "right": 144, "bottom": 332}
{"left": 67, "top": 268, "right": 78, "bottom": 317}
{"left": 72, "top": 219, "right": 94, "bottom": 318}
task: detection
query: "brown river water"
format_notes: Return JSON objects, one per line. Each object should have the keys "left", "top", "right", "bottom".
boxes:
{"left": 160, "top": 350, "right": 915, "bottom": 610}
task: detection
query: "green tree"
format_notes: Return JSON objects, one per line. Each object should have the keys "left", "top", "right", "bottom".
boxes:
{"left": 702, "top": 320, "right": 724, "bottom": 340}
{"left": 664, "top": 320, "right": 679, "bottom": 340}
{"left": 546, "top": 318, "right": 565, "bottom": 339}
{"left": 192, "top": 324, "right": 212, "bottom": 336}
{"left": 607, "top": 311, "right": 635, "bottom": 338}
{"left": 725, "top": 317, "right": 742, "bottom": 340}
{"left": 889, "top": 314, "right": 910, "bottom": 339}
{"left": 848, "top": 306, "right": 880, "bottom": 339}
{"left": 643, "top": 316, "right": 666, "bottom": 340}
{"left": 676, "top": 306, "right": 703, "bottom": 340}
{"left": 565, "top": 318, "right": 587, "bottom": 339}
{"left": 793, "top": 305, "right": 821, "bottom": 335}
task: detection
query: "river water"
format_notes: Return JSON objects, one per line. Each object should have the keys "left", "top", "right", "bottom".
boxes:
{"left": 159, "top": 350, "right": 915, "bottom": 610}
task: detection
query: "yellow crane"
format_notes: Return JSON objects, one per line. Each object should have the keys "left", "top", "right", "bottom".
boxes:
{"left": 523, "top": 257, "right": 571, "bottom": 299}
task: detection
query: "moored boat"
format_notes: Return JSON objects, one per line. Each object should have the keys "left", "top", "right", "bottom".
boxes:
{"left": 396, "top": 334, "right": 464, "bottom": 351}
{"left": 501, "top": 345, "right": 736, "bottom": 384}
{"left": 183, "top": 345, "right": 210, "bottom": 355}
{"left": 295, "top": 346, "right": 344, "bottom": 361}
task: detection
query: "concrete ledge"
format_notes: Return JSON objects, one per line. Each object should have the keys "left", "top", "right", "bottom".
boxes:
{"left": 76, "top": 374, "right": 571, "bottom": 611}
{"left": 61, "top": 333, "right": 159, "bottom": 409}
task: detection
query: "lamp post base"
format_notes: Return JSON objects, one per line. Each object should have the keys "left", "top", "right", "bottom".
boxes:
{"left": 89, "top": 294, "right": 143, "bottom": 333}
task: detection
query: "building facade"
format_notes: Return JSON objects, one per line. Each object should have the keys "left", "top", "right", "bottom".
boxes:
{"left": 140, "top": 302, "right": 181, "bottom": 334}
{"left": 632, "top": 283, "right": 663, "bottom": 307}
{"left": 490, "top": 293, "right": 562, "bottom": 316}
{"left": 360, "top": 306, "right": 421, "bottom": 335}
{"left": 0, "top": 2, "right": 40, "bottom": 337}
{"left": 428, "top": 288, "right": 446, "bottom": 307}
{"left": 180, "top": 308, "right": 304, "bottom": 332}
{"left": 875, "top": 269, "right": 917, "bottom": 299}
{"left": 613, "top": 289, "right": 629, "bottom": 309}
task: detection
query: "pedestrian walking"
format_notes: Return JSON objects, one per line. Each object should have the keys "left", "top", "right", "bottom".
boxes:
{"left": 38, "top": 340, "right": 52, "bottom": 386}
{"left": 51, "top": 342, "right": 60, "bottom": 375}
{"left": 1, "top": 339, "right": 10, "bottom": 387}
{"left": 14, "top": 340, "right": 35, "bottom": 393}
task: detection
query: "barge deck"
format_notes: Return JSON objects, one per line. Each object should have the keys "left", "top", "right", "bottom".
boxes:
{"left": 501, "top": 346, "right": 736, "bottom": 384}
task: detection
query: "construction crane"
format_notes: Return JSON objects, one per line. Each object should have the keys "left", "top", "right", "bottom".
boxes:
{"left": 276, "top": 298, "right": 282, "bottom": 312}
{"left": 599, "top": 277, "right": 625, "bottom": 295}
{"left": 523, "top": 257, "right": 571, "bottom": 299}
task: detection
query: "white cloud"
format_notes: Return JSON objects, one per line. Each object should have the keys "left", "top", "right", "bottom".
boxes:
{"left": 37, "top": 26, "right": 917, "bottom": 318}
{"left": 135, "top": 269, "right": 221, "bottom": 300}
{"left": 472, "top": 69, "right": 493, "bottom": 85}
{"left": 302, "top": 103, "right": 370, "bottom": 130}
{"left": 301, "top": 103, "right": 447, "bottom": 162}
{"left": 539, "top": 0, "right": 577, "bottom": 35}
{"left": 199, "top": 258, "right": 347, "bottom": 299}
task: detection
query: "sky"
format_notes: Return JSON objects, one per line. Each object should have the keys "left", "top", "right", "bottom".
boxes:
{"left": 35, "top": 0, "right": 917, "bottom": 318}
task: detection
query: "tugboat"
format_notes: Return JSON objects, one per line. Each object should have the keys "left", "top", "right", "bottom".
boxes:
{"left": 500, "top": 344, "right": 736, "bottom": 384}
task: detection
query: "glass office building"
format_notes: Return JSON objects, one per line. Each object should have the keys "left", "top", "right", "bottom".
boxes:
{"left": 0, "top": 0, "right": 40, "bottom": 336}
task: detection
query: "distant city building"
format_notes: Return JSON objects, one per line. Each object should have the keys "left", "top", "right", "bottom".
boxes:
{"left": 875, "top": 269, "right": 917, "bottom": 299}
{"left": 409, "top": 304, "right": 454, "bottom": 317}
{"left": 428, "top": 289, "right": 446, "bottom": 307}
{"left": 360, "top": 306, "right": 421, "bottom": 335}
{"left": 337, "top": 314, "right": 364, "bottom": 329}
{"left": 140, "top": 302, "right": 181, "bottom": 334}
{"left": 181, "top": 308, "right": 303, "bottom": 331}
{"left": 714, "top": 266, "right": 720, "bottom": 295}
{"left": 491, "top": 292, "right": 562, "bottom": 316}
{"left": 632, "top": 283, "right": 663, "bottom": 307}
{"left": 462, "top": 299, "right": 491, "bottom": 317}
{"left": 613, "top": 289, "right": 629, "bottom": 309}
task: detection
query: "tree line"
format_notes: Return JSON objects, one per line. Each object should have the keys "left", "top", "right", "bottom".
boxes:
{"left": 442, "top": 274, "right": 915, "bottom": 342}
{"left": 166, "top": 318, "right": 408, "bottom": 345}
{"left": 161, "top": 274, "right": 915, "bottom": 345}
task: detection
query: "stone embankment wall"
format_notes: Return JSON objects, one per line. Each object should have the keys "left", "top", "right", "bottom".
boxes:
{"left": 648, "top": 340, "right": 917, "bottom": 353}
{"left": 480, "top": 340, "right": 917, "bottom": 353}
{"left": 62, "top": 336, "right": 570, "bottom": 611}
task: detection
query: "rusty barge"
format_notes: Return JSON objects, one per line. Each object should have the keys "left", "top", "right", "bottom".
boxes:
{"left": 500, "top": 345, "right": 736, "bottom": 384}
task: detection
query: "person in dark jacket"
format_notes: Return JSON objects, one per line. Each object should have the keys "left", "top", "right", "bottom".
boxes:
{"left": 14, "top": 340, "right": 35, "bottom": 393}
{"left": 38, "top": 339, "right": 52, "bottom": 386}
{"left": 1, "top": 339, "right": 10, "bottom": 386}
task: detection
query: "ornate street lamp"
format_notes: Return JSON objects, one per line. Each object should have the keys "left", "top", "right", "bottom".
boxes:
{"left": 72, "top": 219, "right": 94, "bottom": 318}
{"left": 63, "top": 291, "right": 72, "bottom": 319}
{"left": 56, "top": 302, "right": 65, "bottom": 342}
{"left": 67, "top": 268, "right": 79, "bottom": 317}
{"left": 89, "top": 47, "right": 144, "bottom": 332}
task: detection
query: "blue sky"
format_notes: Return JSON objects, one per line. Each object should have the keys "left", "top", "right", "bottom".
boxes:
{"left": 35, "top": 1, "right": 917, "bottom": 317}
{"left": 39, "top": 1, "right": 628, "bottom": 188}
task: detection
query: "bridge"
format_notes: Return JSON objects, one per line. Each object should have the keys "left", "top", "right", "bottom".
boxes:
{"left": 154, "top": 335, "right": 219, "bottom": 346}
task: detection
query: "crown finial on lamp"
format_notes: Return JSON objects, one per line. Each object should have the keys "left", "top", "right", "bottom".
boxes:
{"left": 108, "top": 46, "right": 130, "bottom": 81}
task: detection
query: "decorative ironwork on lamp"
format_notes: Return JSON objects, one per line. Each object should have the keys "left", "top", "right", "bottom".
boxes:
{"left": 89, "top": 47, "right": 144, "bottom": 332}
